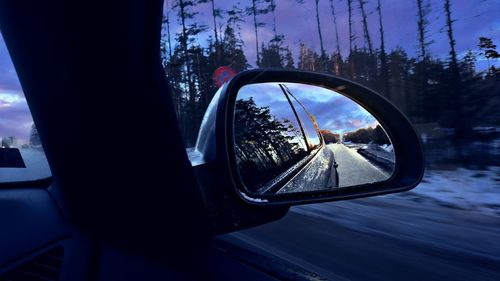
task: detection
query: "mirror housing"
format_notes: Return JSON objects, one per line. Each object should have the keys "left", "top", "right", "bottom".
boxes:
{"left": 193, "top": 69, "right": 424, "bottom": 209}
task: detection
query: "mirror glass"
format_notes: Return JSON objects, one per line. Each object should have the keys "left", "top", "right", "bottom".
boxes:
{"left": 233, "top": 82, "right": 395, "bottom": 195}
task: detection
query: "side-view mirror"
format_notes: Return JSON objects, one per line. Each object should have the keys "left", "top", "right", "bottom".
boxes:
{"left": 193, "top": 69, "right": 424, "bottom": 207}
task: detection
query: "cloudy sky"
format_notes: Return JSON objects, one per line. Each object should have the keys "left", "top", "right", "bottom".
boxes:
{"left": 0, "top": 33, "right": 33, "bottom": 144}
{"left": 238, "top": 82, "right": 378, "bottom": 136}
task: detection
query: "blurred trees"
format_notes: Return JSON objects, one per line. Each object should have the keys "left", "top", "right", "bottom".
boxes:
{"left": 1, "top": 137, "right": 15, "bottom": 148}
{"left": 319, "top": 129, "right": 340, "bottom": 144}
{"left": 29, "top": 124, "right": 41, "bottom": 146}
{"left": 343, "top": 125, "right": 390, "bottom": 145}
{"left": 161, "top": 0, "right": 500, "bottom": 158}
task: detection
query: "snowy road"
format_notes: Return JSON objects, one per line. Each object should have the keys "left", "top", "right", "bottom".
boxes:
{"left": 225, "top": 168, "right": 500, "bottom": 281}
{"left": 329, "top": 143, "right": 389, "bottom": 187}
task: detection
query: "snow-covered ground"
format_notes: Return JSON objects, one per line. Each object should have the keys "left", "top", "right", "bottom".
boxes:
{"left": 391, "top": 167, "right": 500, "bottom": 215}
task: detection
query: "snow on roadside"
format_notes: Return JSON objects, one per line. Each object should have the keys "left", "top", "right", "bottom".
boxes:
{"left": 385, "top": 167, "right": 500, "bottom": 214}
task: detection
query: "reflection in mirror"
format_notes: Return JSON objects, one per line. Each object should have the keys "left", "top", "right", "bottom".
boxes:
{"left": 233, "top": 82, "right": 395, "bottom": 196}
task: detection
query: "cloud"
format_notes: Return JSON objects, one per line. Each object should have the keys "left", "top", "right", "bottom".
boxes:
{"left": 237, "top": 82, "right": 380, "bottom": 136}
{"left": 0, "top": 34, "right": 32, "bottom": 142}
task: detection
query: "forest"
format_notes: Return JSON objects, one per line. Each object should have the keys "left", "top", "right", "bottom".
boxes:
{"left": 234, "top": 97, "right": 308, "bottom": 191}
{"left": 160, "top": 0, "right": 500, "bottom": 167}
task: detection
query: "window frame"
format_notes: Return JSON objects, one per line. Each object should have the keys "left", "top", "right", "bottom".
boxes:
{"left": 0, "top": 29, "right": 52, "bottom": 187}
{"left": 281, "top": 84, "right": 324, "bottom": 152}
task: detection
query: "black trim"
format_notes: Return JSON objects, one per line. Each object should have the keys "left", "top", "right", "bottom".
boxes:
{"left": 0, "top": 177, "right": 52, "bottom": 189}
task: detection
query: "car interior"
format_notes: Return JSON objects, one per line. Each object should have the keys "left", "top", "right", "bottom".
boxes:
{"left": 1, "top": 0, "right": 496, "bottom": 280}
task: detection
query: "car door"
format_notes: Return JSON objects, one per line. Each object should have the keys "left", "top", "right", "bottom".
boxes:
{"left": 277, "top": 84, "right": 340, "bottom": 193}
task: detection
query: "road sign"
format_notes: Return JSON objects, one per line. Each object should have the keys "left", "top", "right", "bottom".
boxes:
{"left": 213, "top": 66, "right": 237, "bottom": 88}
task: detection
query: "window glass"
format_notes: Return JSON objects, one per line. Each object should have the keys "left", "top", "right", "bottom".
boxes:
{"left": 0, "top": 32, "right": 51, "bottom": 183}
{"left": 284, "top": 86, "right": 322, "bottom": 150}
{"left": 234, "top": 83, "right": 308, "bottom": 193}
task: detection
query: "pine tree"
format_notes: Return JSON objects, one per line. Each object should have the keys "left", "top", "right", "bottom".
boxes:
{"left": 222, "top": 25, "right": 250, "bottom": 71}
{"left": 314, "top": 0, "right": 326, "bottom": 59}
{"left": 444, "top": 0, "right": 458, "bottom": 75}
{"left": 267, "top": 0, "right": 278, "bottom": 38}
{"left": 227, "top": 3, "right": 245, "bottom": 44}
{"left": 284, "top": 48, "right": 295, "bottom": 69}
{"left": 416, "top": 0, "right": 432, "bottom": 61}
{"left": 376, "top": 0, "right": 389, "bottom": 98}
{"left": 298, "top": 43, "right": 323, "bottom": 72}
{"left": 173, "top": 0, "right": 207, "bottom": 146}
{"left": 358, "top": 0, "right": 373, "bottom": 55}
{"left": 444, "top": 0, "right": 467, "bottom": 147}
{"left": 478, "top": 37, "right": 500, "bottom": 74}
{"left": 347, "top": 0, "right": 356, "bottom": 77}
{"left": 295, "top": 1, "right": 327, "bottom": 70}
{"left": 29, "top": 124, "right": 41, "bottom": 146}
{"left": 414, "top": 0, "right": 433, "bottom": 123}
{"left": 329, "top": 0, "right": 343, "bottom": 75}
{"left": 246, "top": 0, "right": 267, "bottom": 65}
{"left": 162, "top": 2, "right": 173, "bottom": 62}
{"left": 199, "top": 0, "right": 223, "bottom": 64}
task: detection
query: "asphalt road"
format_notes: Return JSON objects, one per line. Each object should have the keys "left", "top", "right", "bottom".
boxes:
{"left": 329, "top": 144, "right": 389, "bottom": 187}
{"left": 227, "top": 195, "right": 500, "bottom": 281}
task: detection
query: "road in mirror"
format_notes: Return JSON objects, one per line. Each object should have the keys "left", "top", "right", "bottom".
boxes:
{"left": 233, "top": 82, "right": 395, "bottom": 195}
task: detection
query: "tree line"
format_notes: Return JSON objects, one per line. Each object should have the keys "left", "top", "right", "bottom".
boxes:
{"left": 342, "top": 125, "right": 390, "bottom": 145}
{"left": 161, "top": 0, "right": 500, "bottom": 149}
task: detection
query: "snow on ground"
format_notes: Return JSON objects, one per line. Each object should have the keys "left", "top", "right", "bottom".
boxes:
{"left": 358, "top": 143, "right": 395, "bottom": 163}
{"left": 386, "top": 167, "right": 500, "bottom": 215}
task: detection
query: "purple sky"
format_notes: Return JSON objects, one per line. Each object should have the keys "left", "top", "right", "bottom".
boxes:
{"left": 163, "top": 0, "right": 499, "bottom": 69}
{"left": 1, "top": 0, "right": 499, "bottom": 141}
{"left": 0, "top": 33, "right": 33, "bottom": 144}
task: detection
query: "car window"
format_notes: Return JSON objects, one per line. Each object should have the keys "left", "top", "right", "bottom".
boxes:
{"left": 283, "top": 85, "right": 322, "bottom": 150}
{"left": 0, "top": 32, "right": 51, "bottom": 183}
{"left": 162, "top": 1, "right": 499, "bottom": 279}
{"left": 234, "top": 83, "right": 308, "bottom": 193}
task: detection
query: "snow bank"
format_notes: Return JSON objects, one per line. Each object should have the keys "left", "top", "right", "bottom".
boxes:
{"left": 398, "top": 167, "right": 500, "bottom": 214}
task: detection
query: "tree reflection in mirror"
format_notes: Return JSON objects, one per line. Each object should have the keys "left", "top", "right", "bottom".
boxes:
{"left": 234, "top": 82, "right": 395, "bottom": 195}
